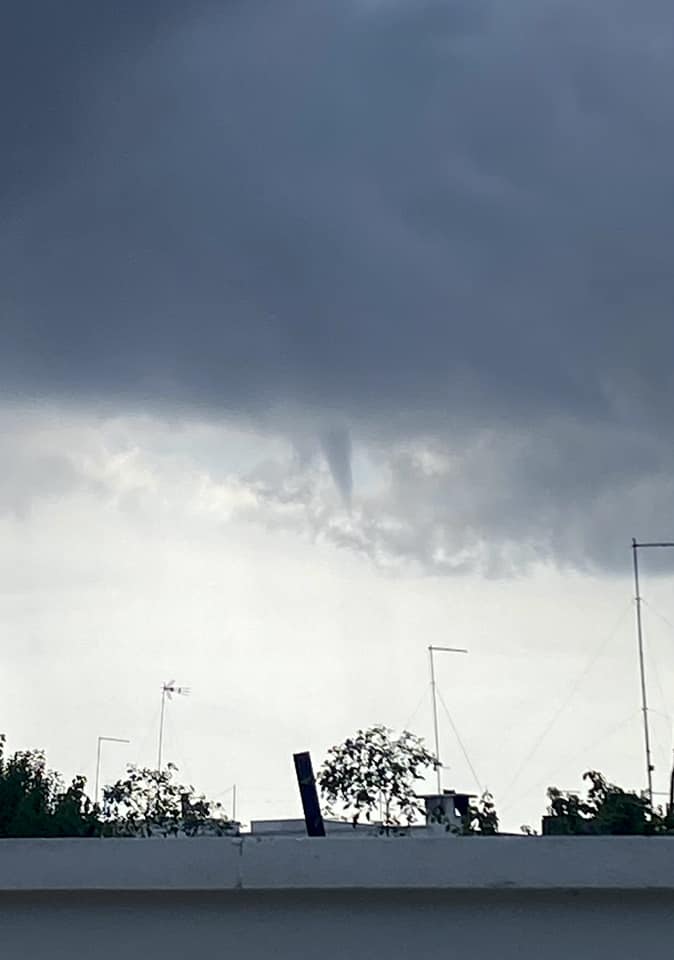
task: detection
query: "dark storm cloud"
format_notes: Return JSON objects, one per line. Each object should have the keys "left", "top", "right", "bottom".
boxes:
{"left": 2, "top": 0, "right": 674, "bottom": 569}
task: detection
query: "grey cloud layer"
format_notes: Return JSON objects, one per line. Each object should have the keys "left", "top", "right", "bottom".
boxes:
{"left": 2, "top": 0, "right": 674, "bottom": 569}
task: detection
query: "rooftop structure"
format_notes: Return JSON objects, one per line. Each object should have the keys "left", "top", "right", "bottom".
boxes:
{"left": 1, "top": 836, "right": 673, "bottom": 959}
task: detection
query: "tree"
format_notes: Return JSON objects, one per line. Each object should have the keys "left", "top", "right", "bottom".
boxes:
{"left": 101, "top": 763, "right": 234, "bottom": 837}
{"left": 462, "top": 790, "right": 499, "bottom": 835}
{"left": 0, "top": 734, "right": 236, "bottom": 839}
{"left": 317, "top": 725, "right": 439, "bottom": 831}
{"left": 0, "top": 735, "right": 98, "bottom": 838}
{"left": 545, "top": 770, "right": 667, "bottom": 835}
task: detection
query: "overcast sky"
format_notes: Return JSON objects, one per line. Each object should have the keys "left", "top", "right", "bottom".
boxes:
{"left": 3, "top": 0, "right": 674, "bottom": 831}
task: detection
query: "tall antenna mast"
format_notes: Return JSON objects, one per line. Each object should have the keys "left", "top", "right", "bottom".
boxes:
{"left": 631, "top": 538, "right": 674, "bottom": 806}
{"left": 157, "top": 681, "right": 190, "bottom": 770}
{"left": 428, "top": 645, "right": 468, "bottom": 793}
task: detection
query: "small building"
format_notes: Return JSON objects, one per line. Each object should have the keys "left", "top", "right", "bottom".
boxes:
{"left": 250, "top": 789, "right": 475, "bottom": 837}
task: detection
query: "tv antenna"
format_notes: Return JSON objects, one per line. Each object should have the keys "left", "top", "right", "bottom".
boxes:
{"left": 157, "top": 681, "right": 190, "bottom": 770}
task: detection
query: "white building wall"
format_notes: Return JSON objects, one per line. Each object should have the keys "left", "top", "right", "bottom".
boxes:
{"left": 1, "top": 837, "right": 673, "bottom": 960}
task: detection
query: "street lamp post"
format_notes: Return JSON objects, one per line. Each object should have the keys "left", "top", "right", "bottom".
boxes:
{"left": 428, "top": 645, "right": 468, "bottom": 793}
{"left": 95, "top": 736, "right": 130, "bottom": 804}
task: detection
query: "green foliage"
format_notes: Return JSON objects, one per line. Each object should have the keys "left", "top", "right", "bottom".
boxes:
{"left": 101, "top": 763, "right": 233, "bottom": 837}
{"left": 546, "top": 770, "right": 670, "bottom": 836}
{"left": 317, "top": 724, "right": 439, "bottom": 830}
{"left": 0, "top": 735, "right": 98, "bottom": 838}
{"left": 462, "top": 790, "right": 499, "bottom": 835}
{"left": 0, "top": 735, "right": 234, "bottom": 839}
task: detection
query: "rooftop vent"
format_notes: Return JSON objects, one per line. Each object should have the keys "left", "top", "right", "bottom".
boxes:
{"left": 420, "top": 790, "right": 475, "bottom": 834}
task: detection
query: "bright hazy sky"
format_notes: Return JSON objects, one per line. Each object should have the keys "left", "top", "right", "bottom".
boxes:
{"left": 3, "top": 0, "right": 674, "bottom": 831}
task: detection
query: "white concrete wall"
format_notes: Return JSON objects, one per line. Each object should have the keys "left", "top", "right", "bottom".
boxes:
{"left": 1, "top": 837, "right": 673, "bottom": 959}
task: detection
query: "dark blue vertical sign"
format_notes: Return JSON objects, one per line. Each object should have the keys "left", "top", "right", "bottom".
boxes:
{"left": 293, "top": 751, "right": 326, "bottom": 837}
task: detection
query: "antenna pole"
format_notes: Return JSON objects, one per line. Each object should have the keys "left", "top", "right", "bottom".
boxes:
{"left": 428, "top": 645, "right": 468, "bottom": 793}
{"left": 158, "top": 685, "right": 167, "bottom": 771}
{"left": 157, "top": 682, "right": 190, "bottom": 770}
{"left": 95, "top": 737, "right": 103, "bottom": 804}
{"left": 429, "top": 647, "right": 442, "bottom": 793}
{"left": 632, "top": 538, "right": 654, "bottom": 805}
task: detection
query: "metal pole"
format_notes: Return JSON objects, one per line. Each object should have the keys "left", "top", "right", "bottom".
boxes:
{"left": 158, "top": 686, "right": 167, "bottom": 770}
{"left": 429, "top": 647, "right": 441, "bottom": 793}
{"left": 156, "top": 682, "right": 189, "bottom": 771}
{"left": 428, "top": 645, "right": 468, "bottom": 794}
{"left": 95, "top": 736, "right": 130, "bottom": 805}
{"left": 632, "top": 538, "right": 654, "bottom": 805}
{"left": 232, "top": 784, "right": 237, "bottom": 823}
{"left": 95, "top": 737, "right": 103, "bottom": 804}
